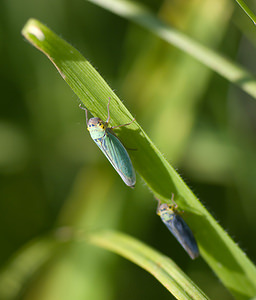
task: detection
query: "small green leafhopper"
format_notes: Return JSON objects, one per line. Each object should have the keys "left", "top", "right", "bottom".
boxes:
{"left": 157, "top": 195, "right": 199, "bottom": 259}
{"left": 80, "top": 98, "right": 136, "bottom": 187}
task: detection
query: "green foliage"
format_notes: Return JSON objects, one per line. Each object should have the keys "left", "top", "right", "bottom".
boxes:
{"left": 89, "top": 230, "right": 210, "bottom": 299}
{"left": 2, "top": 0, "right": 256, "bottom": 300}
{"left": 20, "top": 17, "right": 256, "bottom": 299}
{"left": 88, "top": 0, "right": 256, "bottom": 99}
{"left": 235, "top": 0, "right": 256, "bottom": 24}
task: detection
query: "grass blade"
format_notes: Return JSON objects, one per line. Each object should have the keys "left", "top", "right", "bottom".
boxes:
{"left": 21, "top": 19, "right": 256, "bottom": 299}
{"left": 88, "top": 230, "right": 210, "bottom": 300}
{"left": 235, "top": 0, "right": 256, "bottom": 24}
{"left": 86, "top": 0, "right": 256, "bottom": 100}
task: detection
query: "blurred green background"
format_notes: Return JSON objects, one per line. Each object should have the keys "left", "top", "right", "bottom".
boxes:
{"left": 1, "top": 0, "right": 256, "bottom": 299}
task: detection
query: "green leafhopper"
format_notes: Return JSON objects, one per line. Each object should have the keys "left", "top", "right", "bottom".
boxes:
{"left": 80, "top": 98, "right": 136, "bottom": 187}
{"left": 157, "top": 195, "right": 199, "bottom": 259}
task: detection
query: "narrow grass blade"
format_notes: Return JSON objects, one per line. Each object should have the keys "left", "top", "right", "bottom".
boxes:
{"left": 21, "top": 19, "right": 256, "bottom": 299}
{"left": 88, "top": 230, "right": 210, "bottom": 300}
{"left": 235, "top": 0, "right": 256, "bottom": 24}
{"left": 86, "top": 0, "right": 256, "bottom": 100}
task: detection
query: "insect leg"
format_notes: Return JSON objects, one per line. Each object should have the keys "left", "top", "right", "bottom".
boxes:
{"left": 111, "top": 118, "right": 136, "bottom": 129}
{"left": 79, "top": 104, "right": 89, "bottom": 125}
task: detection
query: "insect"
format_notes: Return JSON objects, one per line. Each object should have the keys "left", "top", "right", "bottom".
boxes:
{"left": 156, "top": 195, "right": 199, "bottom": 259}
{"left": 80, "top": 98, "right": 136, "bottom": 187}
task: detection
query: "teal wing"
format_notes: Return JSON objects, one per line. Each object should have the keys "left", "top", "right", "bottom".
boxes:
{"left": 94, "top": 130, "right": 136, "bottom": 187}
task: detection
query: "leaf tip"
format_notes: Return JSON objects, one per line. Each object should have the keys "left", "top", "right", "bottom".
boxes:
{"left": 22, "top": 18, "right": 45, "bottom": 42}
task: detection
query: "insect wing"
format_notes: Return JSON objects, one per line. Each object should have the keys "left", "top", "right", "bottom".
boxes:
{"left": 162, "top": 213, "right": 199, "bottom": 259}
{"left": 95, "top": 129, "right": 136, "bottom": 187}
